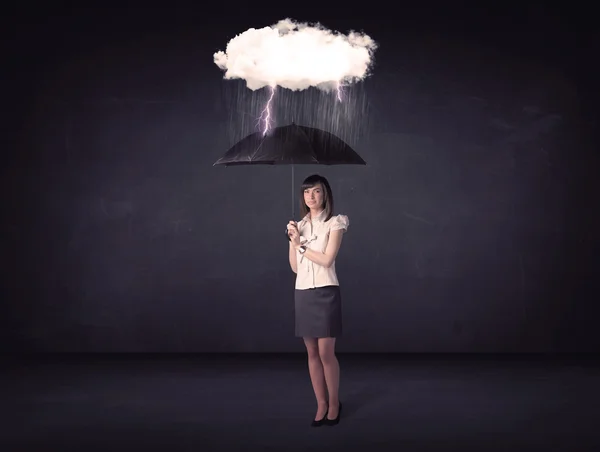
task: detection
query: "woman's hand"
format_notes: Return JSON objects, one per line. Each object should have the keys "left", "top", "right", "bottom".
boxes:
{"left": 286, "top": 221, "right": 297, "bottom": 236}
{"left": 287, "top": 221, "right": 301, "bottom": 247}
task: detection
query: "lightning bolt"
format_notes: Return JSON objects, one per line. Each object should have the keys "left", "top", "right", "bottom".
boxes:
{"left": 258, "top": 86, "right": 276, "bottom": 136}
{"left": 336, "top": 82, "right": 344, "bottom": 102}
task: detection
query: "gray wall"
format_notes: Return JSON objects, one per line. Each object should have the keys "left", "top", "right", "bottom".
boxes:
{"left": 4, "top": 16, "right": 598, "bottom": 353}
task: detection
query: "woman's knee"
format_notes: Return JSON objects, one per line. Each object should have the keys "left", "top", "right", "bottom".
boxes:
{"left": 303, "top": 337, "right": 319, "bottom": 358}
{"left": 318, "top": 338, "right": 336, "bottom": 364}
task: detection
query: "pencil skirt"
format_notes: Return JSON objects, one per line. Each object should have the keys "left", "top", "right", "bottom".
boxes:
{"left": 294, "top": 285, "right": 342, "bottom": 338}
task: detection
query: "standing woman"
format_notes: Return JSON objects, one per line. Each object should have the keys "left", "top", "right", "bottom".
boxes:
{"left": 286, "top": 174, "right": 349, "bottom": 427}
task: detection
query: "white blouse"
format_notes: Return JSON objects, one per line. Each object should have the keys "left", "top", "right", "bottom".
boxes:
{"left": 293, "top": 210, "right": 349, "bottom": 290}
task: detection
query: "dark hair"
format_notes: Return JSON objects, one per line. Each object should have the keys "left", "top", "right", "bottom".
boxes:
{"left": 299, "top": 174, "right": 334, "bottom": 221}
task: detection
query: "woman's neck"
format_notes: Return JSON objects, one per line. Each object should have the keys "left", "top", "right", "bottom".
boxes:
{"left": 310, "top": 208, "right": 324, "bottom": 219}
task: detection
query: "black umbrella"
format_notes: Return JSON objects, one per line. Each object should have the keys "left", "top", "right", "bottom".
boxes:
{"left": 213, "top": 122, "right": 366, "bottom": 218}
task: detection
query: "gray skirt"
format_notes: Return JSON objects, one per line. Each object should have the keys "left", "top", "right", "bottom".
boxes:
{"left": 295, "top": 285, "right": 342, "bottom": 338}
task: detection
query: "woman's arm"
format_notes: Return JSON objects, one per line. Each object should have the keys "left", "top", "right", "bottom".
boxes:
{"left": 295, "top": 229, "right": 344, "bottom": 268}
{"left": 289, "top": 241, "right": 298, "bottom": 273}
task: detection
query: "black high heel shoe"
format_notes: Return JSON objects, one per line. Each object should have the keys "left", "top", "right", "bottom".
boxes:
{"left": 325, "top": 402, "right": 342, "bottom": 426}
{"left": 311, "top": 406, "right": 329, "bottom": 427}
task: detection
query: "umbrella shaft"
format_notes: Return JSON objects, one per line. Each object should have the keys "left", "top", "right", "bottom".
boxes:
{"left": 291, "top": 164, "right": 295, "bottom": 219}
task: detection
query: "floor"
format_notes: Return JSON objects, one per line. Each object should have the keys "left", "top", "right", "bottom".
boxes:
{"left": 3, "top": 354, "right": 599, "bottom": 451}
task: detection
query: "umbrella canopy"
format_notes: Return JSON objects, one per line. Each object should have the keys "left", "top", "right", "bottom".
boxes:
{"left": 213, "top": 122, "right": 367, "bottom": 166}
{"left": 213, "top": 122, "right": 366, "bottom": 222}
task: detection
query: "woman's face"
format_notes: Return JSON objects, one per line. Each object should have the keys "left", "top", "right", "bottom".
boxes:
{"left": 304, "top": 183, "right": 324, "bottom": 210}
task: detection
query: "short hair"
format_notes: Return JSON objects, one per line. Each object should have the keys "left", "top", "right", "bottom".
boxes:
{"left": 299, "top": 174, "right": 334, "bottom": 221}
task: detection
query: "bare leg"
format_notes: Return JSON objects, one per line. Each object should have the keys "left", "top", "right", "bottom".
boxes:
{"left": 303, "top": 337, "right": 328, "bottom": 420}
{"left": 318, "top": 337, "right": 340, "bottom": 419}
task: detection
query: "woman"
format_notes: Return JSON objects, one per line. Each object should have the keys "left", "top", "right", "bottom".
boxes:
{"left": 286, "top": 174, "right": 349, "bottom": 427}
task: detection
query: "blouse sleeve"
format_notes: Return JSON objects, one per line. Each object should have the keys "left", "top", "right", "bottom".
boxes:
{"left": 330, "top": 214, "right": 349, "bottom": 232}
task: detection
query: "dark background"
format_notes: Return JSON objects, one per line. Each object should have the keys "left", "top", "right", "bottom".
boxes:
{"left": 3, "top": 3, "right": 599, "bottom": 353}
